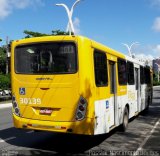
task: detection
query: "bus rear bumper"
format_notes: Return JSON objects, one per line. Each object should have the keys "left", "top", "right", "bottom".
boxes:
{"left": 13, "top": 114, "right": 94, "bottom": 135}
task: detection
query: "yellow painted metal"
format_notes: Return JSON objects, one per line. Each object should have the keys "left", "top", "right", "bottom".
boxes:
{"left": 11, "top": 35, "right": 127, "bottom": 135}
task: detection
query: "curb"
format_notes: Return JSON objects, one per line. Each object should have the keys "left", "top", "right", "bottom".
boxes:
{"left": 0, "top": 103, "right": 12, "bottom": 109}
{"left": 153, "top": 86, "right": 160, "bottom": 88}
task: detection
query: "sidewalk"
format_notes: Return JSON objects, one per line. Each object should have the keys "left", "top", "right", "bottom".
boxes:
{"left": 0, "top": 102, "right": 12, "bottom": 109}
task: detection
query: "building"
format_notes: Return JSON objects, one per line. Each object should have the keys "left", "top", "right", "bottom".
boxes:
{"left": 153, "top": 58, "right": 160, "bottom": 73}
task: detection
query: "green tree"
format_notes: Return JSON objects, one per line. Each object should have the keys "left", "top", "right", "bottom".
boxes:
{"left": 24, "top": 30, "right": 49, "bottom": 38}
{"left": 23, "top": 29, "right": 70, "bottom": 38}
{"left": 0, "top": 74, "right": 11, "bottom": 90}
{"left": 51, "top": 30, "right": 70, "bottom": 35}
{"left": 0, "top": 47, "right": 6, "bottom": 74}
{"left": 153, "top": 72, "right": 160, "bottom": 86}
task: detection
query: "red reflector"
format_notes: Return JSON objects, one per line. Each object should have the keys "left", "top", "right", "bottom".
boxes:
{"left": 28, "top": 124, "right": 32, "bottom": 126}
{"left": 79, "top": 105, "right": 85, "bottom": 111}
{"left": 61, "top": 127, "right": 66, "bottom": 129}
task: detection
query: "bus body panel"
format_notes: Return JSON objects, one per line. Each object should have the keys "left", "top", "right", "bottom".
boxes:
{"left": 13, "top": 113, "right": 94, "bottom": 135}
{"left": 12, "top": 74, "right": 79, "bottom": 122}
{"left": 11, "top": 35, "right": 153, "bottom": 135}
{"left": 12, "top": 36, "right": 96, "bottom": 134}
{"left": 94, "top": 95, "right": 128, "bottom": 135}
{"left": 12, "top": 36, "right": 82, "bottom": 122}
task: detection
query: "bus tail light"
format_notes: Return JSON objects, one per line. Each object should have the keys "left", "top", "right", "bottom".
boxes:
{"left": 75, "top": 96, "right": 87, "bottom": 121}
{"left": 12, "top": 95, "right": 20, "bottom": 117}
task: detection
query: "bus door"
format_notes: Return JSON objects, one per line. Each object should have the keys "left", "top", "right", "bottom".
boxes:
{"left": 109, "top": 61, "right": 117, "bottom": 128}
{"left": 135, "top": 68, "right": 140, "bottom": 112}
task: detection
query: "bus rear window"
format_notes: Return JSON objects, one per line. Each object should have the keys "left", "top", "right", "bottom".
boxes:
{"left": 15, "top": 42, "right": 77, "bottom": 74}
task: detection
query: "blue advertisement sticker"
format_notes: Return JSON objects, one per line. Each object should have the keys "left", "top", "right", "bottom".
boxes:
{"left": 106, "top": 101, "right": 109, "bottom": 109}
{"left": 19, "top": 88, "right": 26, "bottom": 95}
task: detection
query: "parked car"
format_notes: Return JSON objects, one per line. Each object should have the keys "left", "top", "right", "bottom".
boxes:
{"left": 0, "top": 89, "right": 6, "bottom": 96}
{"left": 0, "top": 89, "right": 11, "bottom": 97}
{"left": 3, "top": 90, "right": 11, "bottom": 96}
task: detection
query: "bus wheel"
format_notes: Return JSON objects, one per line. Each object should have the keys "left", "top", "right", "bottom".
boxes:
{"left": 120, "top": 107, "right": 129, "bottom": 132}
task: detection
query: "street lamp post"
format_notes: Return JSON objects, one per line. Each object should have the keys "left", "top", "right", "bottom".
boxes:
{"left": 56, "top": 0, "right": 81, "bottom": 35}
{"left": 66, "top": 0, "right": 81, "bottom": 32}
{"left": 155, "top": 63, "right": 160, "bottom": 82}
{"left": 6, "top": 36, "right": 9, "bottom": 74}
{"left": 122, "top": 42, "right": 139, "bottom": 58}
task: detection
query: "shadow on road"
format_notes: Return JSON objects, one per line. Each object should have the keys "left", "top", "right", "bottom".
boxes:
{"left": 0, "top": 87, "right": 159, "bottom": 155}
{"left": 0, "top": 126, "right": 119, "bottom": 155}
{"left": 1, "top": 102, "right": 160, "bottom": 155}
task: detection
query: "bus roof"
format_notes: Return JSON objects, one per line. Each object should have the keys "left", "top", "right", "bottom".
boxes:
{"left": 12, "top": 35, "right": 125, "bottom": 58}
{"left": 12, "top": 35, "right": 147, "bottom": 66}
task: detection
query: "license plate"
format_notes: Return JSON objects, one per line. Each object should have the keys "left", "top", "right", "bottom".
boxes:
{"left": 40, "top": 108, "right": 53, "bottom": 115}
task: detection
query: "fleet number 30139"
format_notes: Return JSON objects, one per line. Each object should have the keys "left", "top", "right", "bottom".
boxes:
{"left": 20, "top": 98, "right": 41, "bottom": 104}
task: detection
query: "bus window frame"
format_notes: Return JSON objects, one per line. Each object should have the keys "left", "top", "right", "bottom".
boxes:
{"left": 127, "top": 61, "right": 135, "bottom": 85}
{"left": 140, "top": 66, "right": 145, "bottom": 85}
{"left": 117, "top": 58, "right": 127, "bottom": 86}
{"left": 14, "top": 41, "right": 78, "bottom": 75}
{"left": 144, "top": 67, "right": 151, "bottom": 85}
{"left": 93, "top": 49, "right": 108, "bottom": 87}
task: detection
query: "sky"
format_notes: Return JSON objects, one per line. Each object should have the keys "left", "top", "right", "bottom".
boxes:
{"left": 0, "top": 0, "right": 160, "bottom": 60}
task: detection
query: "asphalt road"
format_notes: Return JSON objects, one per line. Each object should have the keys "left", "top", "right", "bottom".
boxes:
{"left": 0, "top": 87, "right": 160, "bottom": 156}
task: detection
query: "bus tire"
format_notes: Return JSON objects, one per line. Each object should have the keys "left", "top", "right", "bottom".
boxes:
{"left": 120, "top": 106, "right": 129, "bottom": 132}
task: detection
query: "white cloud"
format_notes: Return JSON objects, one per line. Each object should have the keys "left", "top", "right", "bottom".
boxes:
{"left": 0, "top": 0, "right": 11, "bottom": 19}
{"left": 153, "top": 44, "right": 160, "bottom": 55}
{"left": 131, "top": 44, "right": 160, "bottom": 64}
{"left": 135, "top": 53, "right": 154, "bottom": 61}
{"left": 0, "top": 0, "right": 44, "bottom": 20}
{"left": 73, "top": 17, "right": 80, "bottom": 35}
{"left": 152, "top": 17, "right": 160, "bottom": 32}
{"left": 134, "top": 53, "right": 154, "bottom": 66}
{"left": 151, "top": 0, "right": 160, "bottom": 7}
{"left": 11, "top": 0, "right": 31, "bottom": 9}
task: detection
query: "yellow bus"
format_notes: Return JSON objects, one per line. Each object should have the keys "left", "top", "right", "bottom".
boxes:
{"left": 11, "top": 35, "right": 152, "bottom": 135}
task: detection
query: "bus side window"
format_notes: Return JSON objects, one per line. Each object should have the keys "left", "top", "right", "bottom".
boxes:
{"left": 140, "top": 66, "right": 144, "bottom": 84}
{"left": 94, "top": 50, "right": 108, "bottom": 87}
{"left": 118, "top": 59, "right": 127, "bottom": 85}
{"left": 127, "top": 61, "right": 134, "bottom": 85}
{"left": 144, "top": 67, "right": 151, "bottom": 84}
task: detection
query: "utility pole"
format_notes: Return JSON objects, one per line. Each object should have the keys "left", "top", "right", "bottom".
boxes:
{"left": 5, "top": 36, "right": 9, "bottom": 74}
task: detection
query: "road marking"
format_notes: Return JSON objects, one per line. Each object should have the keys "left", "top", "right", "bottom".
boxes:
{"left": 26, "top": 130, "right": 34, "bottom": 134}
{"left": 0, "top": 137, "right": 16, "bottom": 143}
{"left": 0, "top": 103, "right": 12, "bottom": 109}
{"left": 133, "top": 119, "right": 160, "bottom": 156}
